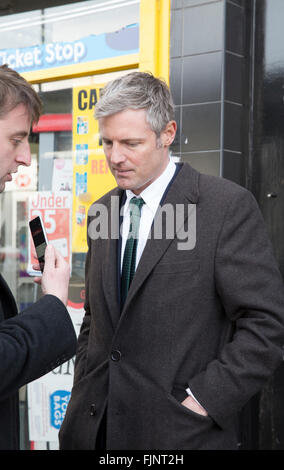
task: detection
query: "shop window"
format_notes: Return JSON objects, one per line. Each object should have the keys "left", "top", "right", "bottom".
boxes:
{"left": 0, "top": 0, "right": 140, "bottom": 449}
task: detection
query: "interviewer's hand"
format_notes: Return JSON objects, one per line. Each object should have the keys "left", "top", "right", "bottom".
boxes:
{"left": 33, "top": 244, "right": 70, "bottom": 306}
{"left": 181, "top": 395, "right": 208, "bottom": 416}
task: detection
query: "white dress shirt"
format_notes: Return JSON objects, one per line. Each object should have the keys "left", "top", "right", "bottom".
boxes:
{"left": 120, "top": 158, "right": 202, "bottom": 407}
{"left": 120, "top": 158, "right": 176, "bottom": 272}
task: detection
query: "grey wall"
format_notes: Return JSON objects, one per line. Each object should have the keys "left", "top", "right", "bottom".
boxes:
{"left": 170, "top": 0, "right": 247, "bottom": 185}
{"left": 248, "top": 0, "right": 284, "bottom": 450}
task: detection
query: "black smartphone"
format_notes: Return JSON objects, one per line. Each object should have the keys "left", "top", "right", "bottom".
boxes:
{"left": 29, "top": 215, "right": 49, "bottom": 272}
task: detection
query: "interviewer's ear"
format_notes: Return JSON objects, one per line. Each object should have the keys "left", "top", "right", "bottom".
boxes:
{"left": 160, "top": 120, "right": 177, "bottom": 147}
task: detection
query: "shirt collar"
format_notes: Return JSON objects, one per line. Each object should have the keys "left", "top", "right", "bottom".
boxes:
{"left": 125, "top": 159, "right": 176, "bottom": 214}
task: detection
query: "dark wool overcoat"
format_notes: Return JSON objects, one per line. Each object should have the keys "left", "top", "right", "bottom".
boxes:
{"left": 60, "top": 163, "right": 284, "bottom": 450}
{"left": 0, "top": 274, "right": 77, "bottom": 449}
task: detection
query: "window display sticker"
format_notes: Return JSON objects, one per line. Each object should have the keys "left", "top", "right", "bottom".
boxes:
{"left": 28, "top": 191, "right": 72, "bottom": 276}
{"left": 77, "top": 116, "right": 88, "bottom": 135}
{"left": 76, "top": 144, "right": 88, "bottom": 165}
{"left": 75, "top": 172, "right": 88, "bottom": 196}
{"left": 52, "top": 158, "right": 73, "bottom": 192}
{"left": 50, "top": 390, "right": 71, "bottom": 430}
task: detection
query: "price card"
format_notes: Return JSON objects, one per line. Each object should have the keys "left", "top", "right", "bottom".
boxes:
{"left": 28, "top": 191, "right": 72, "bottom": 275}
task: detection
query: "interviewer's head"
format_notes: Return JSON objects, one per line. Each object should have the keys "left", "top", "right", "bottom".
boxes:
{"left": 0, "top": 64, "right": 42, "bottom": 123}
{"left": 0, "top": 65, "right": 42, "bottom": 192}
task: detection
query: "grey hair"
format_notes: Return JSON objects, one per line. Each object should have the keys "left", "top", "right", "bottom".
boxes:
{"left": 95, "top": 72, "right": 175, "bottom": 136}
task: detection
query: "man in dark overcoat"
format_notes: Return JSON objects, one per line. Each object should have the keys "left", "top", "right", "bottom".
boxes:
{"left": 60, "top": 72, "right": 284, "bottom": 450}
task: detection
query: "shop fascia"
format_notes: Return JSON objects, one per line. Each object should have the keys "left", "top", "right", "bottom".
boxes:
{"left": 0, "top": 40, "right": 86, "bottom": 70}
{"left": 0, "top": 24, "right": 139, "bottom": 73}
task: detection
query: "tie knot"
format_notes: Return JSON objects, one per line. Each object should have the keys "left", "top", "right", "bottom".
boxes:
{"left": 130, "top": 197, "right": 145, "bottom": 213}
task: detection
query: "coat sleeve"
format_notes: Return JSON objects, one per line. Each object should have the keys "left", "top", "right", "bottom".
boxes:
{"left": 0, "top": 294, "right": 77, "bottom": 401}
{"left": 189, "top": 188, "right": 284, "bottom": 429}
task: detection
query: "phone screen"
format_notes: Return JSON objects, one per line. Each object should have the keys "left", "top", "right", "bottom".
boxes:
{"left": 29, "top": 216, "right": 48, "bottom": 271}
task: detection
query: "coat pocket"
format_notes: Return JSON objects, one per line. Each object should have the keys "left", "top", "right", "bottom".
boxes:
{"left": 164, "top": 392, "right": 217, "bottom": 449}
{"left": 168, "top": 391, "right": 212, "bottom": 423}
{"left": 154, "top": 260, "right": 200, "bottom": 274}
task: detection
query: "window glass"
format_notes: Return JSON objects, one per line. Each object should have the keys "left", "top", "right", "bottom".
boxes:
{"left": 0, "top": 0, "right": 139, "bottom": 448}
{"left": 0, "top": 0, "right": 140, "bottom": 47}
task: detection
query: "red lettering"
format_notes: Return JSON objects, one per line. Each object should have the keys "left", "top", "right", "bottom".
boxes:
{"left": 31, "top": 194, "right": 67, "bottom": 209}
{"left": 91, "top": 159, "right": 109, "bottom": 174}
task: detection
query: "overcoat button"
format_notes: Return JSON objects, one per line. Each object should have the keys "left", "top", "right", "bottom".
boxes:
{"left": 90, "top": 404, "right": 96, "bottom": 416}
{"left": 111, "top": 350, "right": 122, "bottom": 361}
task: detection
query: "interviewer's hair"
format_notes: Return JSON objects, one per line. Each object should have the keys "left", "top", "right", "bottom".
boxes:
{"left": 0, "top": 64, "right": 42, "bottom": 123}
{"left": 95, "top": 72, "right": 175, "bottom": 136}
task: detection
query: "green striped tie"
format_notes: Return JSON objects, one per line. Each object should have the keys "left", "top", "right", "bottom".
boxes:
{"left": 121, "top": 197, "right": 145, "bottom": 306}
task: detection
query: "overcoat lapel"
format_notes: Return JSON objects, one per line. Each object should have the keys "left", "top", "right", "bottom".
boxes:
{"left": 121, "top": 163, "right": 200, "bottom": 315}
{"left": 101, "top": 188, "right": 124, "bottom": 328}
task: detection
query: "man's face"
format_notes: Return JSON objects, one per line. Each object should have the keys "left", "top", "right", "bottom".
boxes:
{"left": 99, "top": 109, "right": 176, "bottom": 195}
{"left": 0, "top": 103, "right": 32, "bottom": 193}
